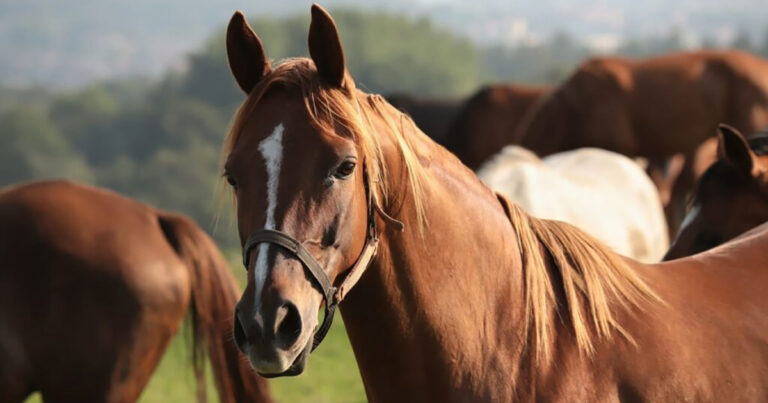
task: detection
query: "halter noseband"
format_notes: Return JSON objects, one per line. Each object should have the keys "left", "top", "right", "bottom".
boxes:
{"left": 241, "top": 167, "right": 398, "bottom": 351}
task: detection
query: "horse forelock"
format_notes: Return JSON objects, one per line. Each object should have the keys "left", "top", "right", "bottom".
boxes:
{"left": 222, "top": 57, "right": 428, "bottom": 232}
{"left": 498, "top": 196, "right": 661, "bottom": 366}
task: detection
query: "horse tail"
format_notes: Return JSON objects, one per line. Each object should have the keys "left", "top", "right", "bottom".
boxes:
{"left": 158, "top": 212, "right": 272, "bottom": 403}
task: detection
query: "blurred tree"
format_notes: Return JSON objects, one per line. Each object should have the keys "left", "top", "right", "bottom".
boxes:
{"left": 48, "top": 84, "right": 120, "bottom": 163}
{"left": 0, "top": 106, "right": 93, "bottom": 186}
{"left": 172, "top": 9, "right": 483, "bottom": 103}
{"left": 483, "top": 31, "right": 587, "bottom": 84}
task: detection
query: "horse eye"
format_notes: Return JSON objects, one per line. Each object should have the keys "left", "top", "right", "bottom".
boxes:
{"left": 225, "top": 174, "right": 238, "bottom": 189}
{"left": 334, "top": 161, "right": 356, "bottom": 179}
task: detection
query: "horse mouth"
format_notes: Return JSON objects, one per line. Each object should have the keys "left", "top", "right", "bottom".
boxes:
{"left": 257, "top": 339, "right": 312, "bottom": 378}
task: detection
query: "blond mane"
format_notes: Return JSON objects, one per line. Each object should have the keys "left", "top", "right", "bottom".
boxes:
{"left": 222, "top": 58, "right": 427, "bottom": 230}
{"left": 496, "top": 193, "right": 661, "bottom": 366}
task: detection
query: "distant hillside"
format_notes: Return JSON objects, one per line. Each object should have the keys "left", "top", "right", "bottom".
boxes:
{"left": 1, "top": 0, "right": 766, "bottom": 87}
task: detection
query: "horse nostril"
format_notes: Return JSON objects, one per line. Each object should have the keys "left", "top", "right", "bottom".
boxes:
{"left": 274, "top": 301, "right": 302, "bottom": 349}
{"left": 233, "top": 308, "right": 247, "bottom": 352}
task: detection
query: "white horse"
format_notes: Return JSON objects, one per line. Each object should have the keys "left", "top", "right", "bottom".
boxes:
{"left": 477, "top": 146, "right": 669, "bottom": 262}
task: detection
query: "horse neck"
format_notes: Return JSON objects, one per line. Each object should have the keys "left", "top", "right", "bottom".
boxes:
{"left": 338, "top": 105, "right": 529, "bottom": 400}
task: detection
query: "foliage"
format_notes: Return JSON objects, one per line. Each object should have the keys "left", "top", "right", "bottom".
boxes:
{"left": 0, "top": 8, "right": 490, "bottom": 248}
{"left": 0, "top": 106, "right": 93, "bottom": 185}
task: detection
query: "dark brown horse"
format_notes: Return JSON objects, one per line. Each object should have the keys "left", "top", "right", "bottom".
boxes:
{"left": 515, "top": 50, "right": 768, "bottom": 229}
{"left": 223, "top": 6, "right": 768, "bottom": 401}
{"left": 664, "top": 125, "right": 768, "bottom": 260}
{"left": 386, "top": 93, "right": 462, "bottom": 145}
{"left": 0, "top": 181, "right": 271, "bottom": 403}
{"left": 445, "top": 84, "right": 550, "bottom": 169}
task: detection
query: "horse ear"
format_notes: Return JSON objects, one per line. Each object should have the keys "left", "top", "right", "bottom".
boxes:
{"left": 717, "top": 124, "right": 755, "bottom": 175}
{"left": 308, "top": 4, "right": 346, "bottom": 87}
{"left": 226, "top": 11, "right": 270, "bottom": 94}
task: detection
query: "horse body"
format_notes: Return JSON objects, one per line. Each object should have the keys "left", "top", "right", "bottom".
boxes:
{"left": 341, "top": 109, "right": 768, "bottom": 401}
{"left": 385, "top": 94, "right": 462, "bottom": 145}
{"left": 627, "top": 227, "right": 768, "bottom": 402}
{"left": 223, "top": 7, "right": 768, "bottom": 402}
{"left": 0, "top": 181, "right": 270, "bottom": 403}
{"left": 518, "top": 50, "right": 768, "bottom": 160}
{"left": 477, "top": 146, "right": 668, "bottom": 261}
{"left": 517, "top": 50, "right": 768, "bottom": 231}
{"left": 446, "top": 84, "right": 549, "bottom": 169}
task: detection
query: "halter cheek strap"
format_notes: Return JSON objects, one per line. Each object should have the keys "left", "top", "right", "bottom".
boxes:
{"left": 241, "top": 167, "right": 400, "bottom": 351}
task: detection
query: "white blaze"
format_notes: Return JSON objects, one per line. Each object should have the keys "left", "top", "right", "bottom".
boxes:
{"left": 253, "top": 123, "right": 284, "bottom": 308}
{"left": 678, "top": 203, "right": 701, "bottom": 233}
{"left": 673, "top": 203, "right": 701, "bottom": 244}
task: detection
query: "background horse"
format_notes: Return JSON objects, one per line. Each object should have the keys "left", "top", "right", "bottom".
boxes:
{"left": 445, "top": 84, "right": 550, "bottom": 169}
{"left": 222, "top": 6, "right": 768, "bottom": 401}
{"left": 514, "top": 50, "right": 768, "bottom": 229}
{"left": 0, "top": 180, "right": 271, "bottom": 403}
{"left": 664, "top": 125, "right": 768, "bottom": 260}
{"left": 477, "top": 146, "right": 668, "bottom": 261}
{"left": 385, "top": 93, "right": 462, "bottom": 145}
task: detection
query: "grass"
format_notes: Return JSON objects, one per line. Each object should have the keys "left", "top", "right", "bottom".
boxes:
{"left": 139, "top": 313, "right": 366, "bottom": 403}
{"left": 24, "top": 252, "right": 367, "bottom": 403}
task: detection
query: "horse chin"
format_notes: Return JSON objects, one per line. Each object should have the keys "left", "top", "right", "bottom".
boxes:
{"left": 256, "top": 338, "right": 312, "bottom": 378}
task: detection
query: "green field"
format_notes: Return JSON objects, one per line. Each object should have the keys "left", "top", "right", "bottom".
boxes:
{"left": 138, "top": 313, "right": 366, "bottom": 403}
{"left": 24, "top": 255, "right": 367, "bottom": 403}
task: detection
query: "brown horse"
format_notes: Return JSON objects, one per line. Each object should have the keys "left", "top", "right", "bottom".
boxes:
{"left": 0, "top": 181, "right": 271, "bottom": 403}
{"left": 662, "top": 135, "right": 720, "bottom": 235}
{"left": 386, "top": 94, "right": 462, "bottom": 145}
{"left": 223, "top": 6, "right": 768, "bottom": 401}
{"left": 445, "top": 84, "right": 550, "bottom": 169}
{"left": 515, "top": 50, "right": 768, "bottom": 228}
{"left": 664, "top": 125, "right": 768, "bottom": 260}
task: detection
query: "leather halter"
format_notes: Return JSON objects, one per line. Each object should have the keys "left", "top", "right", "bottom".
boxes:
{"left": 241, "top": 166, "right": 401, "bottom": 351}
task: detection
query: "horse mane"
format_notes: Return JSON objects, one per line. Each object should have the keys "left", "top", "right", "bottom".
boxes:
{"left": 496, "top": 193, "right": 661, "bottom": 365}
{"left": 222, "top": 57, "right": 428, "bottom": 230}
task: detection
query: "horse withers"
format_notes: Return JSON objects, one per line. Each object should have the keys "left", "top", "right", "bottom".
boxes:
{"left": 223, "top": 5, "right": 768, "bottom": 401}
{"left": 664, "top": 125, "right": 768, "bottom": 260}
{"left": 0, "top": 181, "right": 270, "bottom": 403}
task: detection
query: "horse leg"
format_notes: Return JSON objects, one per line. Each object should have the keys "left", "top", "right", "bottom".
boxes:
{"left": 108, "top": 311, "right": 189, "bottom": 402}
{"left": 104, "top": 258, "right": 191, "bottom": 402}
{"left": 36, "top": 305, "right": 188, "bottom": 403}
{"left": 0, "top": 305, "right": 34, "bottom": 403}
{"left": 34, "top": 257, "right": 190, "bottom": 403}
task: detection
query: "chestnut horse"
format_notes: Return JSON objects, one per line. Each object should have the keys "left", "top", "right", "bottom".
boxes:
{"left": 664, "top": 125, "right": 768, "bottom": 260}
{"left": 446, "top": 84, "right": 550, "bottom": 169}
{"left": 0, "top": 181, "right": 270, "bottom": 403}
{"left": 223, "top": 5, "right": 768, "bottom": 401}
{"left": 514, "top": 51, "right": 768, "bottom": 229}
{"left": 386, "top": 94, "right": 462, "bottom": 145}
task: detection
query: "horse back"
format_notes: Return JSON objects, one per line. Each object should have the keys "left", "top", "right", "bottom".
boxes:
{"left": 608, "top": 223, "right": 768, "bottom": 401}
